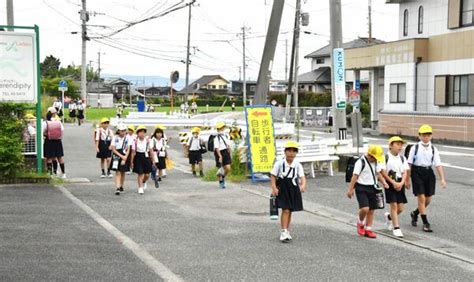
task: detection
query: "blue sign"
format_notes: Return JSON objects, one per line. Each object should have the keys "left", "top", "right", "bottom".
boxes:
{"left": 59, "top": 80, "right": 68, "bottom": 88}
{"left": 355, "top": 80, "right": 361, "bottom": 91}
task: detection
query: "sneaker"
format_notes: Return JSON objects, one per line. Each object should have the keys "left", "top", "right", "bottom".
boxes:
{"left": 154, "top": 178, "right": 159, "bottom": 188}
{"left": 100, "top": 173, "right": 106, "bottom": 178}
{"left": 219, "top": 181, "right": 226, "bottom": 189}
{"left": 384, "top": 212, "right": 393, "bottom": 231}
{"left": 199, "top": 171, "right": 204, "bottom": 177}
{"left": 62, "top": 174, "right": 67, "bottom": 179}
{"left": 423, "top": 223, "right": 433, "bottom": 232}
{"left": 280, "top": 229, "right": 289, "bottom": 242}
{"left": 357, "top": 222, "right": 365, "bottom": 236}
{"left": 107, "top": 173, "right": 113, "bottom": 178}
{"left": 115, "top": 188, "right": 120, "bottom": 196}
{"left": 126, "top": 171, "right": 132, "bottom": 175}
{"left": 410, "top": 211, "right": 418, "bottom": 227}
{"left": 138, "top": 187, "right": 144, "bottom": 195}
{"left": 144, "top": 183, "right": 148, "bottom": 190}
{"left": 287, "top": 231, "right": 293, "bottom": 241}
{"left": 158, "top": 177, "right": 162, "bottom": 182}
{"left": 192, "top": 171, "right": 197, "bottom": 176}
{"left": 119, "top": 187, "right": 124, "bottom": 192}
{"left": 393, "top": 228, "right": 404, "bottom": 238}
{"left": 365, "top": 229, "right": 377, "bottom": 239}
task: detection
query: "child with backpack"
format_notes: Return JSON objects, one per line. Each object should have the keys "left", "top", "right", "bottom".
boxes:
{"left": 43, "top": 107, "right": 66, "bottom": 178}
{"left": 212, "top": 122, "right": 232, "bottom": 189}
{"left": 130, "top": 126, "right": 153, "bottom": 195}
{"left": 381, "top": 136, "right": 410, "bottom": 237}
{"left": 186, "top": 127, "right": 205, "bottom": 177}
{"left": 346, "top": 145, "right": 389, "bottom": 239}
{"left": 126, "top": 125, "right": 136, "bottom": 175}
{"left": 151, "top": 125, "right": 168, "bottom": 188}
{"left": 110, "top": 124, "right": 131, "bottom": 195}
{"left": 407, "top": 124, "right": 447, "bottom": 232}
{"left": 270, "top": 141, "right": 306, "bottom": 242}
{"left": 95, "top": 117, "right": 114, "bottom": 178}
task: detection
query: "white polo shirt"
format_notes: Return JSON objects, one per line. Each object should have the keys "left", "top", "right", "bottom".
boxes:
{"left": 187, "top": 136, "right": 204, "bottom": 151}
{"left": 112, "top": 135, "right": 130, "bottom": 153}
{"left": 354, "top": 156, "right": 382, "bottom": 186}
{"left": 382, "top": 153, "right": 410, "bottom": 178}
{"left": 213, "top": 133, "right": 230, "bottom": 151}
{"left": 95, "top": 127, "right": 114, "bottom": 142}
{"left": 407, "top": 142, "right": 441, "bottom": 167}
{"left": 271, "top": 158, "right": 304, "bottom": 180}
{"left": 133, "top": 137, "right": 150, "bottom": 153}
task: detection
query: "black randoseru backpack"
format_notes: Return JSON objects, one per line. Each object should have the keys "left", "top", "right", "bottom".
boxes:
{"left": 207, "top": 135, "right": 216, "bottom": 152}
{"left": 345, "top": 156, "right": 365, "bottom": 183}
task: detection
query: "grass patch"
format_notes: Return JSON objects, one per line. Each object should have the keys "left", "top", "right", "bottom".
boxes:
{"left": 201, "top": 146, "right": 248, "bottom": 183}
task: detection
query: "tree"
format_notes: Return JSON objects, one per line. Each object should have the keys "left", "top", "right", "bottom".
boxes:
{"left": 40, "top": 55, "right": 61, "bottom": 78}
{"left": 41, "top": 78, "right": 79, "bottom": 99}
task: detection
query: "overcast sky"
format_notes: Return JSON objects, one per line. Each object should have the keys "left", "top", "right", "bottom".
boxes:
{"left": 1, "top": 0, "right": 399, "bottom": 84}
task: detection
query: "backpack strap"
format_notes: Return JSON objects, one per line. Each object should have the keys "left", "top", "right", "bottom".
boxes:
{"left": 431, "top": 145, "right": 435, "bottom": 164}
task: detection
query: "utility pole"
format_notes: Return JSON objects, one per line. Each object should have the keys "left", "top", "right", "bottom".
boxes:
{"left": 285, "top": 39, "right": 288, "bottom": 80}
{"left": 330, "top": 0, "right": 347, "bottom": 140}
{"left": 184, "top": 0, "right": 196, "bottom": 104}
{"left": 238, "top": 66, "right": 242, "bottom": 81}
{"left": 80, "top": 0, "right": 88, "bottom": 103}
{"left": 254, "top": 0, "right": 285, "bottom": 105}
{"left": 284, "top": 0, "right": 301, "bottom": 120}
{"left": 368, "top": 0, "right": 372, "bottom": 44}
{"left": 97, "top": 51, "right": 103, "bottom": 108}
{"left": 6, "top": 0, "right": 14, "bottom": 30}
{"left": 241, "top": 25, "right": 250, "bottom": 106}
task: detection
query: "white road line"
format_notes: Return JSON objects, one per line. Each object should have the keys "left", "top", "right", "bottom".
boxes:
{"left": 57, "top": 186, "right": 183, "bottom": 282}
{"left": 443, "top": 145, "right": 474, "bottom": 151}
{"left": 442, "top": 163, "right": 474, "bottom": 172}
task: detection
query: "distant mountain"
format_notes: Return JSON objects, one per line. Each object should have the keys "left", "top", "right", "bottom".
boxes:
{"left": 102, "top": 74, "right": 187, "bottom": 90}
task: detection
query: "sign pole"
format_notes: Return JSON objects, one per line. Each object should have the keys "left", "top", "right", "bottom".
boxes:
{"left": 61, "top": 90, "right": 65, "bottom": 123}
{"left": 35, "top": 25, "right": 42, "bottom": 173}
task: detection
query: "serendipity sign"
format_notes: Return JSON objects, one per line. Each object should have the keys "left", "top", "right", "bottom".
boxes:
{"left": 0, "top": 32, "right": 38, "bottom": 103}
{"left": 245, "top": 106, "right": 276, "bottom": 173}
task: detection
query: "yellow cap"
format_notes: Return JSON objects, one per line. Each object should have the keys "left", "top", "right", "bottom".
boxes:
{"left": 284, "top": 141, "right": 299, "bottom": 149}
{"left": 216, "top": 122, "right": 226, "bottom": 129}
{"left": 368, "top": 144, "right": 385, "bottom": 163}
{"left": 419, "top": 124, "right": 433, "bottom": 134}
{"left": 388, "top": 136, "right": 406, "bottom": 145}
{"left": 25, "top": 113, "right": 36, "bottom": 119}
{"left": 191, "top": 127, "right": 201, "bottom": 133}
{"left": 136, "top": 125, "right": 147, "bottom": 133}
{"left": 100, "top": 117, "right": 110, "bottom": 124}
{"left": 155, "top": 124, "right": 167, "bottom": 130}
{"left": 127, "top": 125, "right": 135, "bottom": 131}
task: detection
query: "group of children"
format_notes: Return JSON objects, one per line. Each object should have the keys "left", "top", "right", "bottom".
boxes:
{"left": 271, "top": 124, "right": 447, "bottom": 243}
{"left": 94, "top": 119, "right": 171, "bottom": 195}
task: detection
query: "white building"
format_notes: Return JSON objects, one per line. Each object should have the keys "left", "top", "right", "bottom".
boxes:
{"left": 343, "top": 0, "right": 474, "bottom": 143}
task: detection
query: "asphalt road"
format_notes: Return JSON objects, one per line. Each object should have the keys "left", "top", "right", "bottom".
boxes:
{"left": 0, "top": 121, "right": 473, "bottom": 281}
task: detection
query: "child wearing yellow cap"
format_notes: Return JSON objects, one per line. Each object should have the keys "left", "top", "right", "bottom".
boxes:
{"left": 381, "top": 136, "right": 410, "bottom": 238}
{"left": 407, "top": 124, "right": 447, "bottom": 232}
{"left": 214, "top": 122, "right": 232, "bottom": 189}
{"left": 95, "top": 117, "right": 114, "bottom": 178}
{"left": 347, "top": 145, "right": 389, "bottom": 239}
{"left": 186, "top": 127, "right": 205, "bottom": 177}
{"left": 270, "top": 141, "right": 306, "bottom": 242}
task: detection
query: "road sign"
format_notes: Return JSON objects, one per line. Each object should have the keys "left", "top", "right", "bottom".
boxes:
{"left": 349, "top": 90, "right": 360, "bottom": 107}
{"left": 245, "top": 106, "right": 276, "bottom": 175}
{"left": 0, "top": 31, "right": 38, "bottom": 103}
{"left": 355, "top": 79, "right": 361, "bottom": 91}
{"left": 333, "top": 48, "right": 346, "bottom": 109}
{"left": 58, "top": 79, "right": 68, "bottom": 91}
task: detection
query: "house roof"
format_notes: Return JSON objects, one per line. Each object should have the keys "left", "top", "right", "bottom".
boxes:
{"left": 107, "top": 78, "right": 130, "bottom": 85}
{"left": 304, "top": 37, "right": 385, "bottom": 59}
{"left": 230, "top": 80, "right": 257, "bottom": 84}
{"left": 179, "top": 75, "right": 229, "bottom": 94}
{"left": 297, "top": 67, "right": 331, "bottom": 83}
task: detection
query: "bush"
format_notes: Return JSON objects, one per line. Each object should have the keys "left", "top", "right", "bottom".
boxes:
{"left": 0, "top": 103, "right": 27, "bottom": 178}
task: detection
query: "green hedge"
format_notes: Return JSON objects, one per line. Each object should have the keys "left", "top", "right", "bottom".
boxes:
{"left": 0, "top": 103, "right": 27, "bottom": 178}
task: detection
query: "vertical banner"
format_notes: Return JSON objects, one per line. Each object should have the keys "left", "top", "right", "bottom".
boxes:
{"left": 0, "top": 32, "right": 38, "bottom": 103}
{"left": 333, "top": 48, "right": 346, "bottom": 109}
{"left": 245, "top": 106, "right": 276, "bottom": 174}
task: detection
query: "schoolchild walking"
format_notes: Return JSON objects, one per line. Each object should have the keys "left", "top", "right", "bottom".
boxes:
{"left": 43, "top": 107, "right": 66, "bottom": 178}
{"left": 270, "top": 141, "right": 306, "bottom": 242}
{"left": 347, "top": 145, "right": 389, "bottom": 239}
{"left": 214, "top": 122, "right": 232, "bottom": 189}
{"left": 77, "top": 101, "right": 85, "bottom": 126}
{"left": 186, "top": 127, "right": 205, "bottom": 177}
{"left": 68, "top": 101, "right": 77, "bottom": 124}
{"left": 130, "top": 126, "right": 153, "bottom": 195}
{"left": 126, "top": 125, "right": 136, "bottom": 175}
{"left": 381, "top": 136, "right": 410, "bottom": 237}
{"left": 110, "top": 124, "right": 131, "bottom": 195}
{"left": 151, "top": 125, "right": 168, "bottom": 188}
{"left": 95, "top": 118, "right": 114, "bottom": 178}
{"left": 407, "top": 125, "right": 447, "bottom": 232}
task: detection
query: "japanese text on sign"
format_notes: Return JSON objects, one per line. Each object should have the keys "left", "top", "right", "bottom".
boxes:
{"left": 245, "top": 107, "right": 276, "bottom": 173}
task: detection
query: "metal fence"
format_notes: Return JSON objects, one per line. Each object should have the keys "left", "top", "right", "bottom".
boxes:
{"left": 272, "top": 106, "right": 331, "bottom": 127}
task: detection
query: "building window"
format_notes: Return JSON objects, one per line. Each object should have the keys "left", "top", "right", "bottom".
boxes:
{"left": 403, "top": 9, "right": 409, "bottom": 36}
{"left": 316, "top": 58, "right": 325, "bottom": 64}
{"left": 462, "top": 0, "right": 474, "bottom": 26}
{"left": 210, "top": 85, "right": 216, "bottom": 89}
{"left": 390, "top": 83, "right": 406, "bottom": 103}
{"left": 250, "top": 85, "right": 256, "bottom": 91}
{"left": 418, "top": 6, "right": 424, "bottom": 34}
{"left": 453, "top": 75, "right": 469, "bottom": 104}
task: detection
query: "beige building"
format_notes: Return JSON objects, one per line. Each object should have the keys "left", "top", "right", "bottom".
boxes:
{"left": 344, "top": 0, "right": 474, "bottom": 143}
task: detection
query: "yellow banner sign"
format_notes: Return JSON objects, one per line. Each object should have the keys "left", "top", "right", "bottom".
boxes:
{"left": 245, "top": 107, "right": 276, "bottom": 173}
